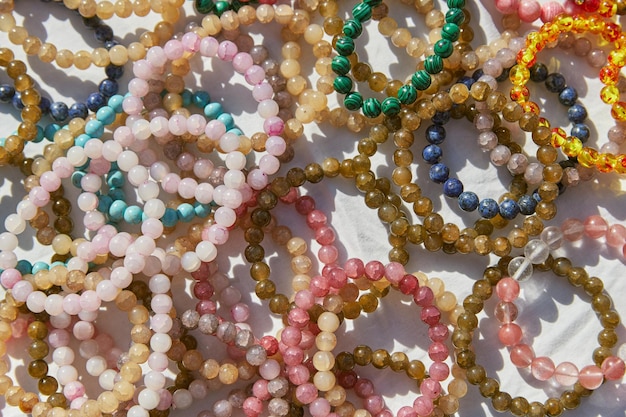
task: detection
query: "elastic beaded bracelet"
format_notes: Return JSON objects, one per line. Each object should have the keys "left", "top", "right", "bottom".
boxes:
{"left": 493, "top": 0, "right": 571, "bottom": 25}
{"left": 331, "top": 0, "right": 468, "bottom": 118}
{"left": 452, "top": 254, "right": 624, "bottom": 416}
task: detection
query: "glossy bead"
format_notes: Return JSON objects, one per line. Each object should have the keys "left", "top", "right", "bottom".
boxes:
{"left": 554, "top": 362, "right": 579, "bottom": 386}
{"left": 579, "top": 365, "right": 604, "bottom": 389}
{"left": 530, "top": 357, "right": 555, "bottom": 381}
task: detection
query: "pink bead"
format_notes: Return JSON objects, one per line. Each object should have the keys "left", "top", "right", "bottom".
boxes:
{"left": 281, "top": 326, "right": 302, "bottom": 347}
{"left": 318, "top": 246, "right": 338, "bottom": 264}
{"left": 263, "top": 116, "right": 284, "bottom": 135}
{"left": 294, "top": 291, "right": 315, "bottom": 310}
{"left": 259, "top": 154, "right": 280, "bottom": 175}
{"left": 88, "top": 158, "right": 111, "bottom": 176}
{"left": 606, "top": 224, "right": 626, "bottom": 248}
{"left": 412, "top": 396, "right": 434, "bottom": 417}
{"left": 283, "top": 346, "right": 304, "bottom": 366}
{"left": 540, "top": 1, "right": 564, "bottom": 22}
{"left": 133, "top": 59, "right": 154, "bottom": 79}
{"left": 52, "top": 157, "right": 73, "bottom": 178}
{"left": 73, "top": 321, "right": 95, "bottom": 341}
{"left": 309, "top": 275, "right": 329, "bottom": 297}
{"left": 243, "top": 397, "right": 263, "bottom": 417}
{"left": 495, "top": 0, "right": 519, "bottom": 13}
{"left": 315, "top": 226, "right": 335, "bottom": 246}
{"left": 168, "top": 114, "right": 188, "bottom": 136}
{"left": 364, "top": 395, "right": 385, "bottom": 414}
{"left": 420, "top": 378, "right": 441, "bottom": 399}
{"left": 205, "top": 119, "right": 227, "bottom": 140}
{"left": 252, "top": 379, "right": 270, "bottom": 400}
{"left": 233, "top": 52, "right": 254, "bottom": 73}
{"left": 327, "top": 268, "right": 347, "bottom": 289}
{"left": 510, "top": 344, "right": 534, "bottom": 367}
{"left": 399, "top": 275, "right": 418, "bottom": 295}
{"left": 218, "top": 40, "right": 238, "bottom": 61}
{"left": 309, "top": 398, "right": 331, "bottom": 417}
{"left": 231, "top": 303, "right": 250, "bottom": 322}
{"left": 584, "top": 215, "right": 609, "bottom": 239}
{"left": 427, "top": 341, "right": 448, "bottom": 361}
{"left": 288, "top": 364, "right": 310, "bottom": 386}
{"left": 499, "top": 323, "right": 523, "bottom": 347}
{"left": 245, "top": 65, "right": 266, "bottom": 85}
{"left": 554, "top": 362, "right": 579, "bottom": 386}
{"left": 398, "top": 406, "right": 417, "bottom": 417}
{"left": 128, "top": 78, "right": 149, "bottom": 97}
{"left": 246, "top": 169, "right": 268, "bottom": 190}
{"left": 40, "top": 172, "right": 61, "bottom": 192}
{"left": 1, "top": 269, "right": 21, "bottom": 289}
{"left": 531, "top": 356, "right": 556, "bottom": 381}
{"left": 344, "top": 258, "right": 365, "bottom": 278}
{"left": 62, "top": 293, "right": 82, "bottom": 315}
{"left": 384, "top": 262, "right": 405, "bottom": 284}
{"left": 295, "top": 382, "right": 317, "bottom": 404}
{"left": 181, "top": 32, "right": 201, "bottom": 52}
{"left": 199, "top": 37, "right": 219, "bottom": 57}
{"left": 428, "top": 323, "right": 448, "bottom": 342}
{"left": 64, "top": 381, "right": 85, "bottom": 401}
{"left": 365, "top": 261, "right": 385, "bottom": 281}
{"left": 579, "top": 365, "right": 604, "bottom": 389}
{"left": 71, "top": 397, "right": 88, "bottom": 410}
{"left": 48, "top": 329, "right": 71, "bottom": 348}
{"left": 354, "top": 378, "right": 374, "bottom": 398}
{"left": 496, "top": 277, "right": 520, "bottom": 302}
{"left": 421, "top": 306, "right": 441, "bottom": 326}
{"left": 29, "top": 187, "right": 50, "bottom": 207}
{"left": 164, "top": 39, "right": 184, "bottom": 60}
{"left": 253, "top": 83, "right": 274, "bottom": 101}
{"left": 518, "top": 0, "right": 542, "bottom": 22}
{"left": 428, "top": 362, "right": 449, "bottom": 381}
{"left": 601, "top": 356, "right": 625, "bottom": 380}
{"left": 562, "top": 218, "right": 585, "bottom": 241}
{"left": 413, "top": 286, "right": 434, "bottom": 307}
{"left": 146, "top": 46, "right": 167, "bottom": 67}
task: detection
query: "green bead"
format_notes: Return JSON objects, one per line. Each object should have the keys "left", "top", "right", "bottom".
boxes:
{"left": 397, "top": 85, "right": 418, "bottom": 104}
{"left": 363, "top": 98, "right": 382, "bottom": 118}
{"left": 335, "top": 36, "right": 355, "bottom": 56}
{"left": 364, "top": 0, "right": 383, "bottom": 5}
{"left": 424, "top": 55, "right": 444, "bottom": 74}
{"left": 194, "top": 0, "right": 215, "bottom": 13}
{"left": 411, "top": 70, "right": 431, "bottom": 91}
{"left": 434, "top": 39, "right": 453, "bottom": 58}
{"left": 343, "top": 19, "right": 363, "bottom": 39}
{"left": 214, "top": 0, "right": 230, "bottom": 16}
{"left": 344, "top": 92, "right": 364, "bottom": 111}
{"left": 447, "top": 0, "right": 466, "bottom": 8}
{"left": 381, "top": 97, "right": 401, "bottom": 117}
{"left": 352, "top": 3, "right": 372, "bottom": 22}
{"left": 445, "top": 8, "right": 465, "bottom": 25}
{"left": 333, "top": 76, "right": 353, "bottom": 94}
{"left": 441, "top": 23, "right": 460, "bottom": 42}
{"left": 331, "top": 56, "right": 351, "bottom": 75}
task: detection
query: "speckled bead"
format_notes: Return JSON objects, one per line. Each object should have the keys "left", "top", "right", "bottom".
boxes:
{"left": 434, "top": 40, "right": 454, "bottom": 58}
{"left": 398, "top": 85, "right": 418, "bottom": 104}
{"left": 459, "top": 192, "right": 479, "bottom": 211}
{"left": 352, "top": 3, "right": 373, "bottom": 22}
{"left": 441, "top": 23, "right": 461, "bottom": 42}
{"left": 445, "top": 8, "right": 466, "bottom": 25}
{"left": 344, "top": 92, "right": 364, "bottom": 111}
{"left": 499, "top": 199, "right": 521, "bottom": 220}
{"left": 334, "top": 76, "right": 353, "bottom": 94}
{"left": 195, "top": 0, "right": 215, "bottom": 13}
{"left": 332, "top": 56, "right": 352, "bottom": 76}
{"left": 447, "top": 0, "right": 466, "bottom": 8}
{"left": 335, "top": 37, "right": 356, "bottom": 56}
{"left": 363, "top": 97, "right": 382, "bottom": 118}
{"left": 424, "top": 56, "right": 444, "bottom": 74}
{"left": 411, "top": 70, "right": 432, "bottom": 91}
{"left": 381, "top": 97, "right": 401, "bottom": 116}
{"left": 343, "top": 20, "right": 363, "bottom": 38}
{"left": 478, "top": 199, "right": 500, "bottom": 219}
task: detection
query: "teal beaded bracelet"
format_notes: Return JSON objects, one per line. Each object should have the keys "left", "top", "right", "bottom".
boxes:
{"left": 331, "top": 0, "right": 467, "bottom": 118}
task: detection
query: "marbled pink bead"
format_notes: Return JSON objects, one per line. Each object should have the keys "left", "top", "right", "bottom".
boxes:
{"left": 253, "top": 82, "right": 274, "bottom": 101}
{"left": 376, "top": 409, "right": 392, "bottom": 417}
{"left": 428, "top": 323, "right": 448, "bottom": 342}
{"left": 495, "top": 0, "right": 519, "bottom": 13}
{"left": 531, "top": 356, "right": 555, "bottom": 381}
{"left": 247, "top": 169, "right": 268, "bottom": 190}
{"left": 151, "top": 314, "right": 173, "bottom": 333}
{"left": 122, "top": 95, "right": 144, "bottom": 117}
{"left": 1, "top": 268, "right": 21, "bottom": 289}
{"left": 283, "top": 346, "right": 304, "bottom": 366}
{"left": 243, "top": 397, "right": 263, "bottom": 417}
{"left": 265, "top": 135, "right": 286, "bottom": 157}
{"left": 64, "top": 381, "right": 85, "bottom": 401}
{"left": 281, "top": 326, "right": 302, "bottom": 347}
{"left": 606, "top": 224, "right": 626, "bottom": 248}
{"left": 413, "top": 396, "right": 434, "bottom": 417}
{"left": 178, "top": 178, "right": 198, "bottom": 200}
{"left": 295, "top": 382, "right": 317, "bottom": 404}
{"left": 245, "top": 65, "right": 266, "bottom": 85}
{"left": 554, "top": 362, "right": 579, "bottom": 386}
{"left": 427, "top": 341, "right": 448, "bottom": 362}
{"left": 496, "top": 277, "right": 520, "bottom": 302}
{"left": 124, "top": 252, "right": 146, "bottom": 274}
{"left": 288, "top": 364, "right": 310, "bottom": 386}
{"left": 218, "top": 40, "right": 238, "bottom": 61}
{"left": 584, "top": 215, "right": 608, "bottom": 239}
{"left": 490, "top": 145, "right": 511, "bottom": 166}
{"left": 328, "top": 267, "right": 347, "bottom": 289}
{"left": 146, "top": 46, "right": 167, "bottom": 67}
{"left": 299, "top": 330, "right": 315, "bottom": 350}
{"left": 48, "top": 329, "right": 71, "bottom": 348}
{"left": 162, "top": 173, "right": 181, "bottom": 194}
{"left": 429, "top": 362, "right": 449, "bottom": 381}
{"left": 499, "top": 323, "right": 523, "bottom": 347}
{"left": 77, "top": 242, "right": 97, "bottom": 262}
{"left": 187, "top": 114, "right": 206, "bottom": 136}
{"left": 540, "top": 1, "right": 564, "bottom": 22}
{"left": 384, "top": 262, "right": 405, "bottom": 283}
{"left": 561, "top": 218, "right": 585, "bottom": 241}
{"left": 510, "top": 343, "right": 534, "bottom": 367}
{"left": 518, "top": 0, "right": 541, "bottom": 22}
{"left": 203, "top": 225, "right": 229, "bottom": 245}
{"left": 365, "top": 261, "right": 385, "bottom": 281}
{"left": 148, "top": 352, "right": 169, "bottom": 372}
{"left": 309, "top": 398, "right": 330, "bottom": 417}
{"left": 579, "top": 365, "right": 604, "bottom": 389}
{"left": 315, "top": 226, "right": 335, "bottom": 245}
{"left": 399, "top": 275, "right": 418, "bottom": 295}
{"left": 200, "top": 36, "right": 219, "bottom": 57}
{"left": 306, "top": 210, "right": 327, "bottom": 229}
{"left": 259, "top": 154, "right": 280, "bottom": 175}
{"left": 88, "top": 158, "right": 111, "bottom": 176}
{"left": 79, "top": 290, "right": 101, "bottom": 312}
{"left": 524, "top": 162, "right": 543, "bottom": 185}
{"left": 181, "top": 32, "right": 201, "bottom": 52}
{"left": 133, "top": 59, "right": 154, "bottom": 79}
{"left": 344, "top": 258, "right": 365, "bottom": 278}
{"left": 231, "top": 303, "right": 250, "bottom": 322}
{"left": 157, "top": 389, "right": 172, "bottom": 411}
{"left": 10, "top": 316, "right": 28, "bottom": 338}
{"left": 398, "top": 406, "right": 417, "bottom": 417}
{"left": 309, "top": 275, "right": 329, "bottom": 297}
{"left": 164, "top": 39, "right": 184, "bottom": 60}
{"left": 205, "top": 119, "right": 227, "bottom": 140}
{"left": 40, "top": 172, "right": 61, "bottom": 192}
{"left": 263, "top": 116, "right": 284, "bottom": 135}
{"left": 168, "top": 114, "right": 188, "bottom": 136}
{"left": 294, "top": 291, "right": 315, "bottom": 310}
{"left": 421, "top": 306, "right": 441, "bottom": 326}
{"left": 364, "top": 395, "right": 385, "bottom": 414}
{"left": 233, "top": 52, "right": 254, "bottom": 73}
{"left": 601, "top": 356, "right": 625, "bottom": 380}
{"left": 62, "top": 293, "right": 82, "bottom": 315}
{"left": 413, "top": 286, "right": 434, "bottom": 307}
{"left": 318, "top": 245, "right": 338, "bottom": 264}
{"left": 52, "top": 157, "right": 73, "bottom": 178}
{"left": 354, "top": 378, "right": 374, "bottom": 398}
{"left": 420, "top": 378, "right": 441, "bottom": 399}
{"left": 128, "top": 78, "right": 149, "bottom": 97}
{"left": 29, "top": 186, "right": 50, "bottom": 207}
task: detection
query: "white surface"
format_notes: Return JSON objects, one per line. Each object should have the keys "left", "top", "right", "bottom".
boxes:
{"left": 0, "top": 1, "right": 625, "bottom": 417}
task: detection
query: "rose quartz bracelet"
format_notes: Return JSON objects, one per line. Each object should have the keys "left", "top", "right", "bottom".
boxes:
{"left": 493, "top": 0, "right": 581, "bottom": 24}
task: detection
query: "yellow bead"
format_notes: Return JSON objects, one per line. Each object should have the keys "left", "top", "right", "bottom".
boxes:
{"left": 611, "top": 101, "right": 626, "bottom": 122}
{"left": 509, "top": 65, "right": 530, "bottom": 86}
{"left": 601, "top": 85, "right": 620, "bottom": 104}
{"left": 550, "top": 129, "right": 567, "bottom": 148}
{"left": 597, "top": 153, "right": 617, "bottom": 173}
{"left": 561, "top": 136, "right": 582, "bottom": 158}
{"left": 577, "top": 147, "right": 599, "bottom": 168}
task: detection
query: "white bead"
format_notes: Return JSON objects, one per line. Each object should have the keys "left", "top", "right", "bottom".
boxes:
{"left": 149, "top": 161, "right": 170, "bottom": 181}
{"left": 128, "top": 165, "right": 149, "bottom": 187}
{"left": 132, "top": 119, "right": 152, "bottom": 141}
{"left": 134, "top": 236, "right": 156, "bottom": 256}
{"left": 67, "top": 146, "right": 88, "bottom": 166}
{"left": 53, "top": 346, "right": 75, "bottom": 366}
{"left": 195, "top": 241, "right": 217, "bottom": 262}
{"left": 102, "top": 140, "right": 123, "bottom": 161}
{"left": 223, "top": 169, "right": 245, "bottom": 189}
{"left": 150, "top": 333, "right": 172, "bottom": 353}
{"left": 181, "top": 252, "right": 201, "bottom": 272}
{"left": 5, "top": 214, "right": 26, "bottom": 235}
{"left": 138, "top": 388, "right": 160, "bottom": 410}
{"left": 0, "top": 232, "right": 18, "bottom": 251}
{"left": 78, "top": 309, "right": 98, "bottom": 322}
{"left": 127, "top": 405, "right": 150, "bottom": 417}
{"left": 508, "top": 256, "right": 533, "bottom": 282}
{"left": 77, "top": 193, "right": 99, "bottom": 212}
{"left": 0, "top": 250, "right": 17, "bottom": 269}
{"left": 144, "top": 371, "right": 166, "bottom": 390}
{"left": 257, "top": 99, "right": 279, "bottom": 118}
{"left": 83, "top": 139, "right": 103, "bottom": 159}
{"left": 219, "top": 132, "right": 241, "bottom": 153}
{"left": 98, "top": 369, "right": 117, "bottom": 390}
{"left": 149, "top": 274, "right": 171, "bottom": 294}
{"left": 50, "top": 312, "right": 72, "bottom": 329}
{"left": 225, "top": 151, "right": 247, "bottom": 170}
{"left": 44, "top": 294, "right": 65, "bottom": 316}
{"left": 524, "top": 239, "right": 550, "bottom": 264}
{"left": 16, "top": 200, "right": 37, "bottom": 220}
{"left": 214, "top": 207, "right": 236, "bottom": 228}
{"left": 57, "top": 365, "right": 78, "bottom": 385}
{"left": 172, "top": 389, "right": 194, "bottom": 409}
{"left": 26, "top": 291, "right": 46, "bottom": 313}
{"left": 195, "top": 183, "right": 214, "bottom": 205}
{"left": 540, "top": 226, "right": 564, "bottom": 250}
{"left": 117, "top": 150, "right": 140, "bottom": 172}
{"left": 66, "top": 257, "right": 88, "bottom": 273}
{"left": 86, "top": 356, "right": 107, "bottom": 376}
{"left": 144, "top": 199, "right": 166, "bottom": 219}
{"left": 138, "top": 181, "right": 160, "bottom": 201}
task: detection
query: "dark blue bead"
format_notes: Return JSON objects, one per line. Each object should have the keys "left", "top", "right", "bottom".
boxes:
{"left": 499, "top": 199, "right": 520, "bottom": 220}
{"left": 567, "top": 103, "right": 587, "bottom": 124}
{"left": 99, "top": 79, "right": 118, "bottom": 97}
{"left": 545, "top": 73, "right": 566, "bottom": 93}
{"left": 495, "top": 66, "right": 510, "bottom": 82}
{"left": 105, "top": 64, "right": 124, "bottom": 80}
{"left": 571, "top": 123, "right": 590, "bottom": 142}
{"left": 558, "top": 86, "right": 578, "bottom": 106}
{"left": 532, "top": 191, "right": 541, "bottom": 202}
{"left": 50, "top": 101, "right": 69, "bottom": 122}
{"left": 82, "top": 16, "right": 102, "bottom": 29}
{"left": 456, "top": 76, "right": 474, "bottom": 89}
{"left": 422, "top": 144, "right": 443, "bottom": 164}
{"left": 69, "top": 103, "right": 89, "bottom": 119}
{"left": 104, "top": 40, "right": 119, "bottom": 50}
{"left": 86, "top": 93, "right": 106, "bottom": 111}
{"left": 95, "top": 25, "right": 114, "bottom": 42}
{"left": 517, "top": 195, "right": 537, "bottom": 215}
{"left": 11, "top": 91, "right": 23, "bottom": 110}
{"left": 472, "top": 69, "right": 484, "bottom": 81}
{"left": 429, "top": 163, "right": 449, "bottom": 183}
{"left": 425, "top": 124, "right": 446, "bottom": 144}
{"left": 478, "top": 198, "right": 499, "bottom": 219}
{"left": 443, "top": 178, "right": 463, "bottom": 197}
{"left": 529, "top": 63, "right": 548, "bottom": 82}
{"left": 458, "top": 191, "right": 479, "bottom": 211}
{"left": 39, "top": 96, "right": 51, "bottom": 114}
{"left": 432, "top": 111, "right": 450, "bottom": 125}
{"left": 0, "top": 84, "right": 15, "bottom": 102}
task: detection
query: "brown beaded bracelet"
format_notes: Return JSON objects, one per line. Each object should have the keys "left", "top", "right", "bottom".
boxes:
{"left": 452, "top": 255, "right": 623, "bottom": 417}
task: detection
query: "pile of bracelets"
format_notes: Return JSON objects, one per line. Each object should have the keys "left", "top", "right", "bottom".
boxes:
{"left": 0, "top": 1, "right": 625, "bottom": 417}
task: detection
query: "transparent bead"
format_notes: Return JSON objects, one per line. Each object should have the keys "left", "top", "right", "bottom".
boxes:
{"left": 508, "top": 256, "right": 533, "bottom": 282}
{"left": 540, "top": 226, "right": 563, "bottom": 250}
{"left": 523, "top": 239, "right": 550, "bottom": 264}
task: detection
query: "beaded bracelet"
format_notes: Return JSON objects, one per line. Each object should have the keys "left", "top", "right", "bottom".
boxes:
{"left": 452, "top": 254, "right": 624, "bottom": 416}
{"left": 493, "top": 0, "right": 571, "bottom": 25}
